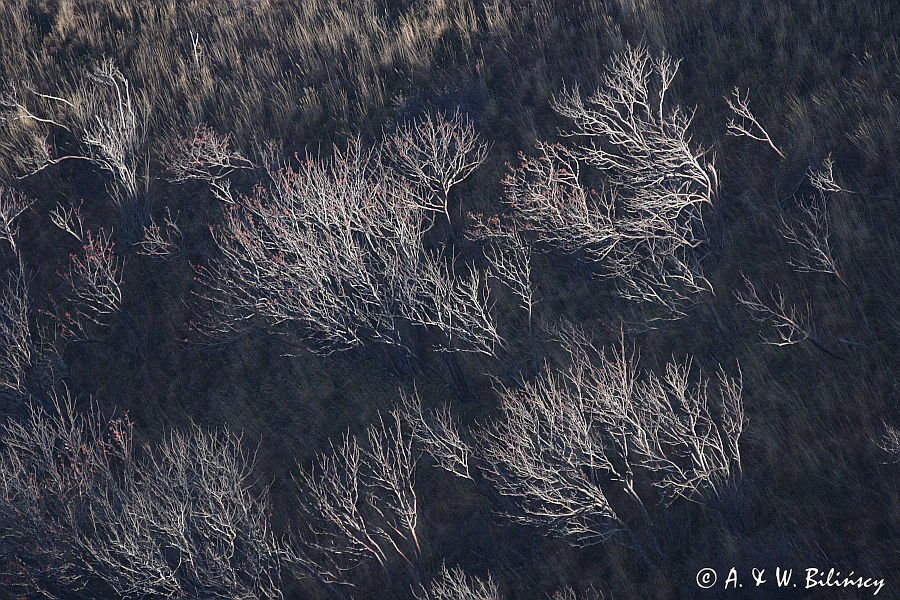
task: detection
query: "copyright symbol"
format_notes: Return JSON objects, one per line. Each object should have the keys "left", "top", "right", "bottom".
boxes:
{"left": 696, "top": 568, "right": 717, "bottom": 589}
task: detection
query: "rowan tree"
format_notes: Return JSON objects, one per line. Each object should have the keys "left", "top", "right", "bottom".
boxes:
{"left": 291, "top": 411, "right": 421, "bottom": 587}
{"left": 0, "top": 392, "right": 284, "bottom": 599}
{"left": 478, "top": 329, "right": 744, "bottom": 548}
{"left": 503, "top": 45, "right": 717, "bottom": 318}
{"left": 197, "top": 139, "right": 500, "bottom": 356}
{"left": 385, "top": 111, "right": 490, "bottom": 226}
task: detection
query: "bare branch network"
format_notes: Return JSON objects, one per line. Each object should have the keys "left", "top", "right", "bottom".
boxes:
{"left": 734, "top": 274, "right": 812, "bottom": 346}
{"left": 779, "top": 192, "right": 843, "bottom": 282}
{"left": 195, "top": 137, "right": 500, "bottom": 356}
{"left": 415, "top": 564, "right": 501, "bottom": 600}
{"left": 503, "top": 44, "right": 717, "bottom": 318}
{"left": 385, "top": 110, "right": 491, "bottom": 225}
{"left": 0, "top": 392, "right": 284, "bottom": 599}
{"left": 1, "top": 59, "right": 150, "bottom": 238}
{"left": 292, "top": 410, "right": 421, "bottom": 586}
{"left": 877, "top": 424, "right": 900, "bottom": 464}
{"left": 63, "top": 228, "right": 125, "bottom": 331}
{"left": 0, "top": 272, "right": 34, "bottom": 399}
{"left": 399, "top": 389, "right": 472, "bottom": 480}
{"left": 478, "top": 329, "right": 744, "bottom": 547}
{"left": 466, "top": 214, "right": 536, "bottom": 328}
{"left": 725, "top": 87, "right": 785, "bottom": 158}
{"left": 0, "top": 186, "right": 33, "bottom": 256}
{"left": 166, "top": 123, "right": 254, "bottom": 185}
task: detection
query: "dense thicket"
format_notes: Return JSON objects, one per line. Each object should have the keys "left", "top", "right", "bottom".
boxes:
{"left": 0, "top": 1, "right": 898, "bottom": 598}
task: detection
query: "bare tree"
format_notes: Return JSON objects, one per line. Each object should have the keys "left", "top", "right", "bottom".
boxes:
{"left": 0, "top": 272, "right": 34, "bottom": 400}
{"left": 734, "top": 275, "right": 812, "bottom": 346}
{"left": 385, "top": 111, "right": 490, "bottom": 225}
{"left": 552, "top": 47, "right": 717, "bottom": 215}
{"left": 84, "top": 426, "right": 284, "bottom": 599}
{"left": 0, "top": 392, "right": 284, "bottom": 599}
{"left": 399, "top": 389, "right": 472, "bottom": 480}
{"left": 467, "top": 215, "right": 535, "bottom": 328}
{"left": 197, "top": 139, "right": 500, "bottom": 356}
{"left": 877, "top": 424, "right": 900, "bottom": 464}
{"left": 505, "top": 45, "right": 717, "bottom": 317}
{"left": 63, "top": 228, "right": 124, "bottom": 330}
{"left": 164, "top": 123, "right": 254, "bottom": 202}
{"left": 479, "top": 330, "right": 744, "bottom": 547}
{"left": 415, "top": 564, "right": 500, "bottom": 600}
{"left": 0, "top": 389, "right": 127, "bottom": 597}
{"left": 779, "top": 193, "right": 843, "bottom": 283}
{"left": 0, "top": 186, "right": 33, "bottom": 256}
{"left": 50, "top": 199, "right": 87, "bottom": 243}
{"left": 479, "top": 356, "right": 625, "bottom": 546}
{"left": 725, "top": 87, "right": 785, "bottom": 158}
{"left": 1, "top": 60, "right": 149, "bottom": 238}
{"left": 196, "top": 141, "right": 407, "bottom": 351}
{"left": 292, "top": 411, "right": 420, "bottom": 587}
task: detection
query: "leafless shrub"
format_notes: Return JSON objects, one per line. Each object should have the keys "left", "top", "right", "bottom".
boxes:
{"left": 137, "top": 208, "right": 184, "bottom": 259}
{"left": 197, "top": 140, "right": 500, "bottom": 355}
{"left": 411, "top": 254, "right": 501, "bottom": 355}
{"left": 505, "top": 45, "right": 716, "bottom": 317}
{"left": 385, "top": 111, "right": 490, "bottom": 225}
{"left": 0, "top": 392, "right": 284, "bottom": 599}
{"left": 415, "top": 564, "right": 500, "bottom": 600}
{"left": 0, "top": 186, "right": 33, "bottom": 255}
{"left": 467, "top": 215, "right": 535, "bottom": 328}
{"left": 164, "top": 123, "right": 253, "bottom": 201}
{"left": 479, "top": 332, "right": 744, "bottom": 547}
{"left": 399, "top": 389, "right": 472, "bottom": 479}
{"left": 63, "top": 228, "right": 124, "bottom": 329}
{"left": 779, "top": 193, "right": 843, "bottom": 282}
{"left": 877, "top": 424, "right": 900, "bottom": 464}
{"left": 50, "top": 199, "right": 87, "bottom": 243}
{"left": 502, "top": 144, "right": 612, "bottom": 259}
{"left": 734, "top": 275, "right": 811, "bottom": 346}
{"left": 725, "top": 87, "right": 785, "bottom": 158}
{"left": 1, "top": 59, "right": 149, "bottom": 238}
{"left": 0, "top": 389, "right": 129, "bottom": 596}
{"left": 78, "top": 60, "right": 146, "bottom": 209}
{"left": 807, "top": 154, "right": 847, "bottom": 195}
{"left": 292, "top": 411, "right": 420, "bottom": 586}
{"left": 85, "top": 426, "right": 284, "bottom": 599}
{"left": 0, "top": 272, "right": 34, "bottom": 399}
